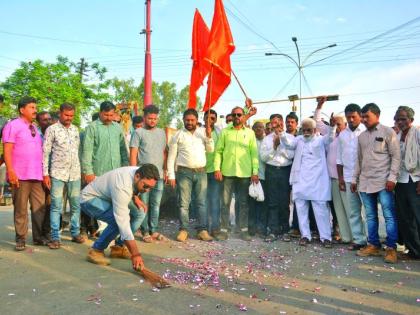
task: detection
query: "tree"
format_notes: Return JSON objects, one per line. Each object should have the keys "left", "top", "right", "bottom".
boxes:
{"left": 137, "top": 80, "right": 201, "bottom": 128}
{"left": 109, "top": 78, "right": 201, "bottom": 128}
{"left": 0, "top": 56, "right": 202, "bottom": 128}
{"left": 109, "top": 77, "right": 141, "bottom": 105}
{"left": 0, "top": 56, "right": 110, "bottom": 125}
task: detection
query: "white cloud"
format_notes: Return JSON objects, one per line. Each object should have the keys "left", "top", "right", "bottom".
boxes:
{"left": 155, "top": 0, "right": 169, "bottom": 8}
{"left": 317, "top": 61, "right": 420, "bottom": 125}
{"left": 310, "top": 16, "right": 329, "bottom": 25}
{"left": 336, "top": 17, "right": 347, "bottom": 23}
{"left": 295, "top": 4, "right": 307, "bottom": 11}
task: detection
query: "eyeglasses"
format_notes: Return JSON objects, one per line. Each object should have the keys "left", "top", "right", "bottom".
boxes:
{"left": 302, "top": 128, "right": 313, "bottom": 133}
{"left": 29, "top": 124, "right": 36, "bottom": 137}
{"left": 232, "top": 113, "right": 243, "bottom": 118}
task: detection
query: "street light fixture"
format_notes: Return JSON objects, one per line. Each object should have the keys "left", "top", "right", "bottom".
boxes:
{"left": 265, "top": 38, "right": 337, "bottom": 121}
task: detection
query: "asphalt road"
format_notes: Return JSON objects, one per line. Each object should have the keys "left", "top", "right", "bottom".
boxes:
{"left": 0, "top": 207, "right": 419, "bottom": 315}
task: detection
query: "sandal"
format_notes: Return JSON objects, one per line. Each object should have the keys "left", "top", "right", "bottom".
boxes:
{"left": 48, "top": 241, "right": 61, "bottom": 250}
{"left": 151, "top": 232, "right": 167, "bottom": 241}
{"left": 33, "top": 238, "right": 49, "bottom": 246}
{"left": 15, "top": 241, "right": 26, "bottom": 251}
{"left": 264, "top": 233, "right": 278, "bottom": 243}
{"left": 71, "top": 235, "right": 86, "bottom": 244}
{"left": 142, "top": 234, "right": 153, "bottom": 243}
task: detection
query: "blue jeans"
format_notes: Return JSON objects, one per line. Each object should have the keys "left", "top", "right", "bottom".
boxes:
{"left": 50, "top": 178, "right": 81, "bottom": 241}
{"left": 176, "top": 167, "right": 207, "bottom": 231}
{"left": 360, "top": 189, "right": 398, "bottom": 249}
{"left": 81, "top": 197, "right": 145, "bottom": 250}
{"left": 115, "top": 201, "right": 146, "bottom": 246}
{"left": 207, "top": 172, "right": 222, "bottom": 232}
{"left": 140, "top": 179, "right": 164, "bottom": 234}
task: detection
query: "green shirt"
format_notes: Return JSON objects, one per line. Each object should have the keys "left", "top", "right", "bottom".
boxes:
{"left": 206, "top": 128, "right": 220, "bottom": 173}
{"left": 214, "top": 125, "right": 259, "bottom": 178}
{"left": 81, "top": 120, "right": 129, "bottom": 176}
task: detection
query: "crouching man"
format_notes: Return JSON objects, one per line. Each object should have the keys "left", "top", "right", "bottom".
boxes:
{"left": 80, "top": 164, "right": 159, "bottom": 269}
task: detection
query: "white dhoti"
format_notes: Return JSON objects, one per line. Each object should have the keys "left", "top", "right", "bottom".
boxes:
{"left": 295, "top": 199, "right": 331, "bottom": 241}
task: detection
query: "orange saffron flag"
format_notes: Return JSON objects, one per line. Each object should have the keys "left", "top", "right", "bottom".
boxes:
{"left": 203, "top": 0, "right": 235, "bottom": 111}
{"left": 187, "top": 9, "right": 210, "bottom": 109}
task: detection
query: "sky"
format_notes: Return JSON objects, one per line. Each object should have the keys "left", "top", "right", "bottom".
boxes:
{"left": 1, "top": 0, "right": 420, "bottom": 126}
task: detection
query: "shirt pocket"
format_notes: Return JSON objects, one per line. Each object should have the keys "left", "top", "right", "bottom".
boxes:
{"left": 310, "top": 140, "right": 323, "bottom": 157}
{"left": 373, "top": 138, "right": 386, "bottom": 154}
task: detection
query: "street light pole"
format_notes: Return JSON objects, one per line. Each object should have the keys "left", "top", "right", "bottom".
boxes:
{"left": 292, "top": 37, "right": 303, "bottom": 121}
{"left": 265, "top": 38, "right": 336, "bottom": 121}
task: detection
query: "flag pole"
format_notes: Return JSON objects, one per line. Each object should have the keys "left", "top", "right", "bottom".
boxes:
{"left": 207, "top": 65, "right": 214, "bottom": 128}
{"left": 231, "top": 70, "right": 249, "bottom": 100}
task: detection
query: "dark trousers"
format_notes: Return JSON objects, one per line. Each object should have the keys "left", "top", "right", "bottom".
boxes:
{"left": 221, "top": 177, "right": 249, "bottom": 231}
{"left": 43, "top": 188, "right": 51, "bottom": 239}
{"left": 80, "top": 181, "right": 98, "bottom": 235}
{"left": 12, "top": 180, "right": 46, "bottom": 243}
{"left": 395, "top": 179, "right": 420, "bottom": 258}
{"left": 248, "top": 180, "right": 268, "bottom": 235}
{"left": 266, "top": 165, "right": 291, "bottom": 235}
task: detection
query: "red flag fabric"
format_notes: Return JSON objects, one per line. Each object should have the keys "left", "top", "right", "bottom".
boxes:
{"left": 187, "top": 9, "right": 210, "bottom": 109}
{"left": 203, "top": 0, "right": 235, "bottom": 111}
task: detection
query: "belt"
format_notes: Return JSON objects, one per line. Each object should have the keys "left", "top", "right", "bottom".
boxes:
{"left": 177, "top": 165, "right": 206, "bottom": 173}
{"left": 266, "top": 163, "right": 291, "bottom": 169}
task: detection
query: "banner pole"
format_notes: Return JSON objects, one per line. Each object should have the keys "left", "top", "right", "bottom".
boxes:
{"left": 231, "top": 70, "right": 248, "bottom": 99}
{"left": 207, "top": 65, "right": 214, "bottom": 127}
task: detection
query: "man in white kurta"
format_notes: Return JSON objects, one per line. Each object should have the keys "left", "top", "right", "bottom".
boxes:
{"left": 284, "top": 118, "right": 336, "bottom": 246}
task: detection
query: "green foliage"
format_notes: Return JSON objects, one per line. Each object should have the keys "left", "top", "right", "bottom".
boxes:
{"left": 111, "top": 78, "right": 201, "bottom": 129}
{"left": 0, "top": 56, "right": 201, "bottom": 128}
{"left": 109, "top": 77, "right": 141, "bottom": 105}
{"left": 0, "top": 56, "right": 110, "bottom": 125}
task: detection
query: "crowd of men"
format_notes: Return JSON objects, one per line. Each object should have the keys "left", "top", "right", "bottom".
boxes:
{"left": 0, "top": 94, "right": 418, "bottom": 270}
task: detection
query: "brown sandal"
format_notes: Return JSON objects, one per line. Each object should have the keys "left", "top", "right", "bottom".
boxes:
{"left": 71, "top": 235, "right": 86, "bottom": 244}
{"left": 142, "top": 234, "right": 153, "bottom": 243}
{"left": 48, "top": 241, "right": 61, "bottom": 249}
{"left": 15, "top": 241, "right": 26, "bottom": 251}
{"left": 151, "top": 232, "right": 167, "bottom": 241}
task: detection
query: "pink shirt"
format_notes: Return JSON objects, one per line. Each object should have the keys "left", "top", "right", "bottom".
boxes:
{"left": 2, "top": 118, "right": 43, "bottom": 180}
{"left": 327, "top": 136, "right": 339, "bottom": 179}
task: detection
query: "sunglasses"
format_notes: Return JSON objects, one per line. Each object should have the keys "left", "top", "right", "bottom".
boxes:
{"left": 232, "top": 113, "right": 243, "bottom": 118}
{"left": 29, "top": 124, "right": 36, "bottom": 137}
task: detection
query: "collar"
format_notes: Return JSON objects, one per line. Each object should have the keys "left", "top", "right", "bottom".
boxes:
{"left": 96, "top": 119, "right": 115, "bottom": 127}
{"left": 19, "top": 117, "right": 33, "bottom": 126}
{"left": 346, "top": 123, "right": 366, "bottom": 133}
{"left": 367, "top": 123, "right": 380, "bottom": 132}
{"left": 58, "top": 121, "right": 74, "bottom": 129}
{"left": 227, "top": 124, "right": 246, "bottom": 130}
{"left": 182, "top": 127, "right": 198, "bottom": 134}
